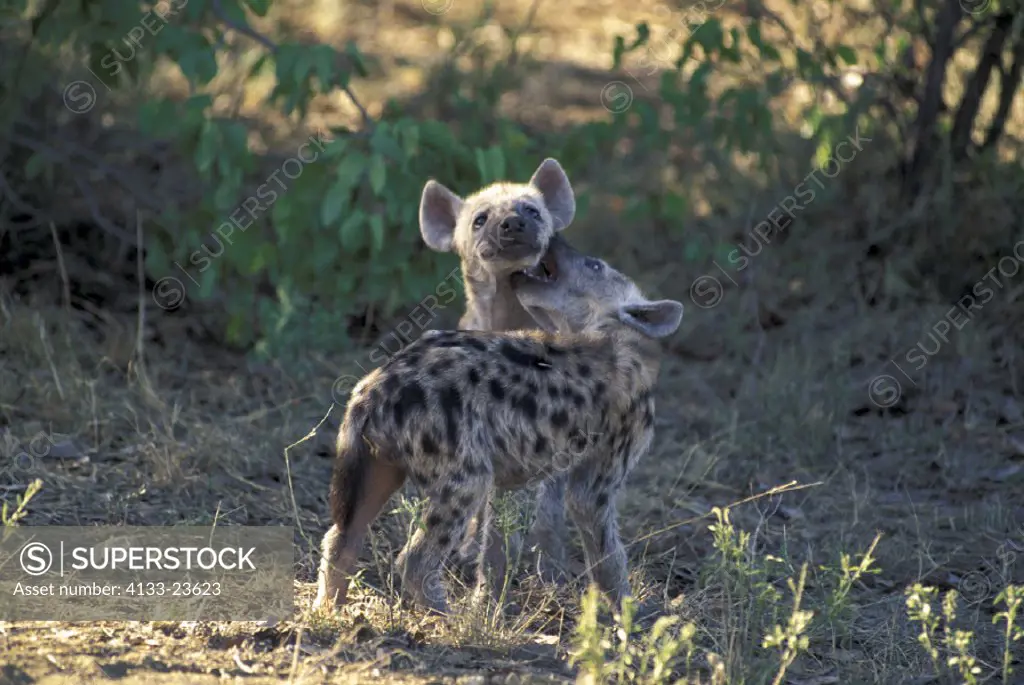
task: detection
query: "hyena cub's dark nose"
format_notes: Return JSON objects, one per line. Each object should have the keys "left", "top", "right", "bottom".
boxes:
{"left": 499, "top": 215, "right": 528, "bottom": 241}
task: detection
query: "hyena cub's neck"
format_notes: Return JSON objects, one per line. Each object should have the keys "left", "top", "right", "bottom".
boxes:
{"left": 458, "top": 260, "right": 539, "bottom": 331}
{"left": 570, "top": 326, "right": 665, "bottom": 400}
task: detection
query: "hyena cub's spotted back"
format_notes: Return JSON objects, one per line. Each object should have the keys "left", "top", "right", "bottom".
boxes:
{"left": 419, "top": 158, "right": 578, "bottom": 581}
{"left": 313, "top": 237, "right": 684, "bottom": 614}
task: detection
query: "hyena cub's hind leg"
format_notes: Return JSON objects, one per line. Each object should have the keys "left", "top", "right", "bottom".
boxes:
{"left": 396, "top": 470, "right": 493, "bottom": 615}
{"left": 314, "top": 440, "right": 406, "bottom": 612}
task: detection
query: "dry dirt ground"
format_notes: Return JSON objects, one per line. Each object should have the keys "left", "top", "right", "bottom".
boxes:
{"left": 3, "top": 0, "right": 1024, "bottom": 683}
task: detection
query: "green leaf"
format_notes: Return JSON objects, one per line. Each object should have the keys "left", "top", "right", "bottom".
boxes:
{"left": 369, "top": 214, "right": 385, "bottom": 254}
{"left": 145, "top": 236, "right": 171, "bottom": 275}
{"left": 474, "top": 148, "right": 490, "bottom": 184}
{"left": 195, "top": 120, "right": 220, "bottom": 174}
{"left": 630, "top": 22, "right": 650, "bottom": 49}
{"left": 661, "top": 191, "right": 687, "bottom": 221}
{"left": 370, "top": 125, "right": 405, "bottom": 162}
{"left": 198, "top": 265, "right": 217, "bottom": 300}
{"left": 310, "top": 44, "right": 337, "bottom": 91}
{"left": 612, "top": 35, "right": 626, "bottom": 69}
{"left": 243, "top": 0, "right": 271, "bottom": 15}
{"left": 175, "top": 33, "right": 218, "bottom": 85}
{"left": 181, "top": 0, "right": 209, "bottom": 22}
{"left": 313, "top": 236, "right": 340, "bottom": 270}
{"left": 139, "top": 99, "right": 178, "bottom": 138}
{"left": 369, "top": 154, "right": 387, "bottom": 195}
{"left": 339, "top": 209, "right": 366, "bottom": 251}
{"left": 320, "top": 135, "right": 349, "bottom": 159}
{"left": 745, "top": 22, "right": 764, "bottom": 49}
{"left": 334, "top": 151, "right": 367, "bottom": 195}
{"left": 345, "top": 40, "right": 369, "bottom": 78}
{"left": 89, "top": 43, "right": 119, "bottom": 89}
{"left": 836, "top": 45, "right": 857, "bottom": 66}
{"left": 486, "top": 147, "right": 506, "bottom": 181}
{"left": 815, "top": 135, "right": 833, "bottom": 168}
{"left": 214, "top": 183, "right": 238, "bottom": 212}
{"left": 24, "top": 153, "right": 48, "bottom": 181}
{"left": 320, "top": 181, "right": 348, "bottom": 226}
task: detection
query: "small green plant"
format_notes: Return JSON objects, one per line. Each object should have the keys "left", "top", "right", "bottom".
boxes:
{"left": 1, "top": 478, "right": 42, "bottom": 526}
{"left": 906, "top": 584, "right": 943, "bottom": 676}
{"left": 569, "top": 584, "right": 697, "bottom": 684}
{"left": 993, "top": 585, "right": 1023, "bottom": 685}
{"left": 906, "top": 584, "right": 982, "bottom": 684}
{"left": 391, "top": 493, "right": 427, "bottom": 542}
{"left": 762, "top": 563, "right": 813, "bottom": 685}
{"left": 941, "top": 590, "right": 980, "bottom": 685}
{"left": 820, "top": 532, "right": 882, "bottom": 648}
{"left": 705, "top": 506, "right": 785, "bottom": 680}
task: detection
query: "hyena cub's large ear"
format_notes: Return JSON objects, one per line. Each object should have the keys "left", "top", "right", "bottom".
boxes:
{"left": 618, "top": 300, "right": 684, "bottom": 339}
{"left": 528, "top": 158, "right": 575, "bottom": 231}
{"left": 419, "top": 180, "right": 465, "bottom": 252}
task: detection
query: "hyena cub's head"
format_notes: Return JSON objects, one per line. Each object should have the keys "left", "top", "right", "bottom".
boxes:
{"left": 510, "top": 236, "right": 684, "bottom": 340}
{"left": 419, "top": 158, "right": 576, "bottom": 278}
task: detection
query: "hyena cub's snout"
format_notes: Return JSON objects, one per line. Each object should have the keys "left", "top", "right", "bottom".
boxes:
{"left": 478, "top": 204, "right": 549, "bottom": 263}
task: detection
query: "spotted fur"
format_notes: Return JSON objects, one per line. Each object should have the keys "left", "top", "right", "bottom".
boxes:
{"left": 313, "top": 238, "right": 683, "bottom": 614}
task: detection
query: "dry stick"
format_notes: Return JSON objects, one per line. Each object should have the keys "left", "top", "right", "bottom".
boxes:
{"left": 10, "top": 129, "right": 167, "bottom": 217}
{"left": 507, "top": 0, "right": 543, "bottom": 69}
{"left": 210, "top": 0, "right": 374, "bottom": 132}
{"left": 282, "top": 406, "right": 336, "bottom": 542}
{"left": 287, "top": 625, "right": 305, "bottom": 684}
{"left": 134, "top": 209, "right": 146, "bottom": 372}
{"left": 48, "top": 221, "right": 71, "bottom": 311}
{"left": 743, "top": 201, "right": 767, "bottom": 398}
{"left": 34, "top": 312, "right": 65, "bottom": 402}
{"left": 572, "top": 480, "right": 822, "bottom": 608}
{"left": 628, "top": 480, "right": 821, "bottom": 548}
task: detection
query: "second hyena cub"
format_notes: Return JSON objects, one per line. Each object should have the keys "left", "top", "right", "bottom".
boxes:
{"left": 419, "top": 157, "right": 578, "bottom": 582}
{"left": 313, "top": 237, "right": 683, "bottom": 614}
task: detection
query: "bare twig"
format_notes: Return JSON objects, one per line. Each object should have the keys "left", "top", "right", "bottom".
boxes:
{"left": 508, "top": 0, "right": 543, "bottom": 68}
{"left": 282, "top": 406, "right": 336, "bottom": 541}
{"left": 209, "top": 0, "right": 374, "bottom": 131}
{"left": 133, "top": 209, "right": 147, "bottom": 373}
{"left": 953, "top": 13, "right": 994, "bottom": 50}
{"left": 906, "top": 0, "right": 961, "bottom": 189}
{"left": 913, "top": 0, "right": 933, "bottom": 47}
{"left": 982, "top": 17, "right": 1024, "bottom": 151}
{"left": 70, "top": 173, "right": 134, "bottom": 244}
{"left": 950, "top": 12, "right": 1014, "bottom": 162}
{"left": 34, "top": 311, "right": 65, "bottom": 402}
{"left": 48, "top": 222, "right": 71, "bottom": 311}
{"left": 0, "top": 170, "right": 46, "bottom": 220}
{"left": 10, "top": 128, "right": 169, "bottom": 215}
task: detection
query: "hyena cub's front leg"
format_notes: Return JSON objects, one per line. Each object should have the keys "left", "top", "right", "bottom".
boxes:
{"left": 565, "top": 475, "right": 631, "bottom": 604}
{"left": 525, "top": 476, "right": 569, "bottom": 584}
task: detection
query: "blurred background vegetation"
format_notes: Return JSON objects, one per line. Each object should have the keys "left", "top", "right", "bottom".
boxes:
{"left": 2, "top": 0, "right": 1021, "bottom": 359}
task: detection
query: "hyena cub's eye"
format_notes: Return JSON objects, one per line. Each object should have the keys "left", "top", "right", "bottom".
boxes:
{"left": 473, "top": 212, "right": 488, "bottom": 229}
{"left": 584, "top": 258, "right": 603, "bottom": 272}
{"left": 523, "top": 206, "right": 542, "bottom": 220}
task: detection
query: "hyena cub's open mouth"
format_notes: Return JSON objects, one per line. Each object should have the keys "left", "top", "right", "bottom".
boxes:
{"left": 514, "top": 245, "right": 560, "bottom": 285}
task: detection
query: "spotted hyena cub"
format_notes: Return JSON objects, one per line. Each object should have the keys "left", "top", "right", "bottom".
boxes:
{"left": 313, "top": 236, "right": 683, "bottom": 614}
{"left": 419, "top": 158, "right": 578, "bottom": 582}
